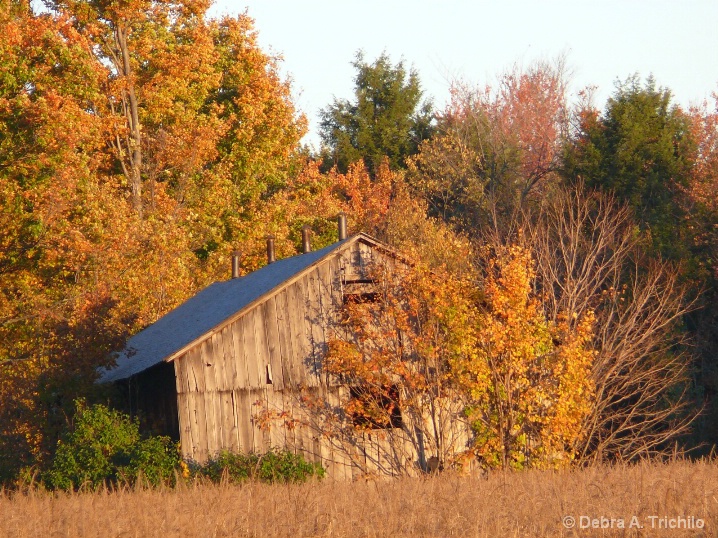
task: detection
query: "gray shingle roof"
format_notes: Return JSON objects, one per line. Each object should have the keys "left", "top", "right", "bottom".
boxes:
{"left": 98, "top": 237, "right": 351, "bottom": 383}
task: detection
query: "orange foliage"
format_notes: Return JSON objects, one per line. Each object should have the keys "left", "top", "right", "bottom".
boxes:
{"left": 322, "top": 260, "right": 477, "bottom": 468}
{"left": 316, "top": 243, "right": 594, "bottom": 472}
{"left": 408, "top": 58, "right": 569, "bottom": 229}
{"left": 0, "top": 3, "right": 304, "bottom": 477}
{"left": 686, "top": 93, "right": 718, "bottom": 279}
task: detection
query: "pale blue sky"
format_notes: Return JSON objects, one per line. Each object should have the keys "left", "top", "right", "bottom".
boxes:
{"left": 213, "top": 1, "right": 718, "bottom": 147}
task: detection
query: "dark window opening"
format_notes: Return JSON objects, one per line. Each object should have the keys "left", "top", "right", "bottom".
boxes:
{"left": 349, "top": 385, "right": 403, "bottom": 429}
{"left": 342, "top": 278, "right": 379, "bottom": 305}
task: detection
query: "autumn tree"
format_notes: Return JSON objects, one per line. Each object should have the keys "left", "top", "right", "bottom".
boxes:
{"left": 272, "top": 157, "right": 474, "bottom": 275}
{"left": 686, "top": 94, "right": 718, "bottom": 279}
{"left": 683, "top": 93, "right": 718, "bottom": 447}
{"left": 319, "top": 51, "right": 434, "bottom": 176}
{"left": 408, "top": 58, "right": 570, "bottom": 232}
{"left": 0, "top": 2, "right": 305, "bottom": 480}
{"left": 452, "top": 244, "right": 595, "bottom": 469}
{"left": 295, "top": 260, "right": 477, "bottom": 475}
{"left": 297, "top": 240, "right": 595, "bottom": 473}
{"left": 0, "top": 2, "right": 111, "bottom": 478}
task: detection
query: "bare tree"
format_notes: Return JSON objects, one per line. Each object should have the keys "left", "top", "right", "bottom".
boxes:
{"left": 523, "top": 185, "right": 698, "bottom": 462}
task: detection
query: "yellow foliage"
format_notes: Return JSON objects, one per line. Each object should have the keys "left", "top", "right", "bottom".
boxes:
{"left": 452, "top": 244, "right": 595, "bottom": 469}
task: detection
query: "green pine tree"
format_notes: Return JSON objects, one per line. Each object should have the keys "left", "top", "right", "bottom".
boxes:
{"left": 319, "top": 51, "right": 434, "bottom": 176}
{"left": 563, "top": 75, "right": 695, "bottom": 259}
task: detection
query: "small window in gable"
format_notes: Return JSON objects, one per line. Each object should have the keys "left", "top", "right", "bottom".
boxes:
{"left": 342, "top": 278, "right": 379, "bottom": 305}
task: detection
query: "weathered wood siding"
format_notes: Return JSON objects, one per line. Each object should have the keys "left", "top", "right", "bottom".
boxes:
{"left": 171, "top": 238, "right": 469, "bottom": 477}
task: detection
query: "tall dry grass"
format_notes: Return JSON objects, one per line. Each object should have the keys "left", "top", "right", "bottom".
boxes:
{"left": 1, "top": 460, "right": 716, "bottom": 537}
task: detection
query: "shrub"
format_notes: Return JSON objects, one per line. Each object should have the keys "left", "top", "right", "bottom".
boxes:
{"left": 122, "top": 436, "right": 181, "bottom": 487}
{"left": 193, "top": 449, "right": 325, "bottom": 484}
{"left": 44, "top": 400, "right": 180, "bottom": 490}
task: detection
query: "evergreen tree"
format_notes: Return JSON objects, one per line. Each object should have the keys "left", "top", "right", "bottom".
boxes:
{"left": 563, "top": 76, "right": 695, "bottom": 259}
{"left": 319, "top": 51, "right": 434, "bottom": 176}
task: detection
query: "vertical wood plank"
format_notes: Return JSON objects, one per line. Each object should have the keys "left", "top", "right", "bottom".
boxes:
{"left": 252, "top": 309, "right": 271, "bottom": 389}
{"left": 175, "top": 392, "right": 193, "bottom": 460}
{"left": 314, "top": 385, "right": 333, "bottom": 475}
{"left": 352, "top": 432, "right": 367, "bottom": 480}
{"left": 185, "top": 347, "right": 205, "bottom": 393}
{"left": 250, "top": 389, "right": 267, "bottom": 454}
{"left": 231, "top": 320, "right": 249, "bottom": 389}
{"left": 221, "top": 324, "right": 238, "bottom": 390}
{"left": 213, "top": 329, "right": 228, "bottom": 391}
{"left": 306, "top": 268, "right": 327, "bottom": 388}
{"left": 220, "top": 390, "right": 239, "bottom": 452}
{"left": 287, "top": 280, "right": 314, "bottom": 387}
{"left": 326, "top": 387, "right": 350, "bottom": 480}
{"left": 275, "top": 289, "right": 300, "bottom": 387}
{"left": 199, "top": 341, "right": 216, "bottom": 393}
{"left": 185, "top": 391, "right": 198, "bottom": 461}
{"left": 192, "top": 392, "right": 208, "bottom": 463}
{"left": 235, "top": 389, "right": 254, "bottom": 453}
{"left": 211, "top": 334, "right": 226, "bottom": 391}
{"left": 282, "top": 390, "right": 296, "bottom": 454}
{"left": 261, "top": 298, "right": 285, "bottom": 391}
{"left": 320, "top": 260, "right": 343, "bottom": 388}
{"left": 185, "top": 347, "right": 205, "bottom": 461}
{"left": 367, "top": 432, "right": 381, "bottom": 476}
{"left": 241, "top": 314, "right": 260, "bottom": 389}
{"left": 358, "top": 240, "right": 373, "bottom": 277}
{"left": 233, "top": 390, "right": 244, "bottom": 453}
{"left": 263, "top": 388, "right": 279, "bottom": 451}
{"left": 173, "top": 355, "right": 188, "bottom": 394}
{"left": 351, "top": 241, "right": 363, "bottom": 279}
{"left": 173, "top": 358, "right": 193, "bottom": 459}
{"left": 199, "top": 341, "right": 220, "bottom": 458}
{"left": 293, "top": 396, "right": 309, "bottom": 460}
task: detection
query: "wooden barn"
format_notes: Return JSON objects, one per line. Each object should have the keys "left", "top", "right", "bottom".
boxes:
{"left": 100, "top": 222, "right": 471, "bottom": 478}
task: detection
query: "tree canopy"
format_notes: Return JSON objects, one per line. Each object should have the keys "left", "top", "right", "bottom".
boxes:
{"left": 562, "top": 76, "right": 695, "bottom": 259}
{"left": 319, "top": 51, "right": 434, "bottom": 175}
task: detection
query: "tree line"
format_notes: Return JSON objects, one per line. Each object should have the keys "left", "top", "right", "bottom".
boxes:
{"left": 0, "top": 0, "right": 716, "bottom": 480}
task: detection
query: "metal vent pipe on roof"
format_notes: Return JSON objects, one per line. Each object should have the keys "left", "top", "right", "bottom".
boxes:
{"left": 301, "top": 225, "right": 311, "bottom": 253}
{"left": 266, "top": 235, "right": 276, "bottom": 264}
{"left": 338, "top": 212, "right": 347, "bottom": 241}
{"left": 231, "top": 250, "right": 241, "bottom": 279}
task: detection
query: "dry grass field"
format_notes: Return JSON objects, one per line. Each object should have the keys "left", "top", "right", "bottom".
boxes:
{"left": 0, "top": 460, "right": 716, "bottom": 537}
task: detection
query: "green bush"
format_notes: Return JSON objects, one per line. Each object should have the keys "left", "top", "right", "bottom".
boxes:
{"left": 122, "top": 436, "right": 181, "bottom": 487}
{"left": 192, "top": 449, "right": 325, "bottom": 484}
{"left": 44, "top": 400, "right": 180, "bottom": 490}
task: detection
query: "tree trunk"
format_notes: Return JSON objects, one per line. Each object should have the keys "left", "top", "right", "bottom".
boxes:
{"left": 114, "top": 24, "right": 143, "bottom": 217}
